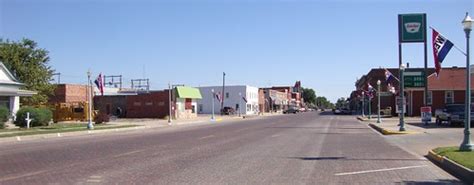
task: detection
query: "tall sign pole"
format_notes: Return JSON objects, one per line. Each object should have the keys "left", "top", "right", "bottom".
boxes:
{"left": 398, "top": 13, "right": 427, "bottom": 126}
{"left": 423, "top": 14, "right": 429, "bottom": 107}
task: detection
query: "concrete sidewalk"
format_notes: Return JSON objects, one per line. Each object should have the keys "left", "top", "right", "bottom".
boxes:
{"left": 357, "top": 115, "right": 426, "bottom": 134}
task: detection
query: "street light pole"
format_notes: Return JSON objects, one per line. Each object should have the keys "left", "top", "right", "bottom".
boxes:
{"left": 368, "top": 93, "right": 372, "bottom": 119}
{"left": 399, "top": 64, "right": 406, "bottom": 131}
{"left": 168, "top": 82, "right": 172, "bottom": 125}
{"left": 362, "top": 91, "right": 365, "bottom": 117}
{"left": 461, "top": 12, "right": 473, "bottom": 151}
{"left": 87, "top": 70, "right": 93, "bottom": 130}
{"left": 377, "top": 80, "right": 382, "bottom": 123}
{"left": 211, "top": 89, "right": 215, "bottom": 121}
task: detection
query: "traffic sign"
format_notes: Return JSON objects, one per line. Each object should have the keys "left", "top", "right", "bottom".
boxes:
{"left": 395, "top": 97, "right": 406, "bottom": 113}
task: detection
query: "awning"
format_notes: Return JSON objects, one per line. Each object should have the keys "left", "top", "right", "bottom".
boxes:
{"left": 0, "top": 89, "right": 37, "bottom": 97}
{"left": 176, "top": 87, "right": 202, "bottom": 99}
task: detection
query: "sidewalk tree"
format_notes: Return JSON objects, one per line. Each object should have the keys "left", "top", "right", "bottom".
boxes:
{"left": 301, "top": 87, "right": 316, "bottom": 105}
{"left": 0, "top": 38, "right": 55, "bottom": 105}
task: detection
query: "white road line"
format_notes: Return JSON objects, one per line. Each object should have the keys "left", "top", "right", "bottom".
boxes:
{"left": 113, "top": 149, "right": 145, "bottom": 158}
{"left": 334, "top": 165, "right": 428, "bottom": 176}
{"left": 199, "top": 135, "right": 215, "bottom": 140}
{"left": 0, "top": 170, "right": 48, "bottom": 182}
{"left": 271, "top": 134, "right": 280, "bottom": 138}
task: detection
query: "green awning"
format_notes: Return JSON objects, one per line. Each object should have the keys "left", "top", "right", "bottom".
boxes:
{"left": 175, "top": 86, "right": 202, "bottom": 99}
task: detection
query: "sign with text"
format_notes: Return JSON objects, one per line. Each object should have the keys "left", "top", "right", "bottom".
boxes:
{"left": 395, "top": 97, "right": 407, "bottom": 113}
{"left": 421, "top": 106, "right": 432, "bottom": 123}
{"left": 404, "top": 70, "right": 426, "bottom": 88}
{"left": 399, "top": 14, "right": 426, "bottom": 43}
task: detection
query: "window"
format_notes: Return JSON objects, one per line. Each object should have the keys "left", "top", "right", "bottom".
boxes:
{"left": 445, "top": 91, "right": 454, "bottom": 104}
{"left": 226, "top": 92, "right": 229, "bottom": 98}
{"left": 198, "top": 104, "right": 203, "bottom": 112}
{"left": 246, "top": 104, "right": 251, "bottom": 112}
{"left": 427, "top": 91, "right": 432, "bottom": 105}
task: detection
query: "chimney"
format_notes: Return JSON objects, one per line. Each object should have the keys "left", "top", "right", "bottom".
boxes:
{"left": 406, "top": 62, "right": 410, "bottom": 68}
{"left": 453, "top": 66, "right": 458, "bottom": 69}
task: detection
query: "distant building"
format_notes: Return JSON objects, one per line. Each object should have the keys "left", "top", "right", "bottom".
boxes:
{"left": 197, "top": 85, "right": 259, "bottom": 115}
{"left": 95, "top": 86, "right": 202, "bottom": 119}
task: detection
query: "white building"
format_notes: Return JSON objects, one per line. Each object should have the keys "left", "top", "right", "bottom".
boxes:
{"left": 197, "top": 85, "right": 259, "bottom": 115}
{"left": 0, "top": 62, "right": 36, "bottom": 117}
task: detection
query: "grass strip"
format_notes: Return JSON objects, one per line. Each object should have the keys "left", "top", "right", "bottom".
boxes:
{"left": 433, "top": 146, "right": 474, "bottom": 170}
{"left": 0, "top": 125, "right": 138, "bottom": 138}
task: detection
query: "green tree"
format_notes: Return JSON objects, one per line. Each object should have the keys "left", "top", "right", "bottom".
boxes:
{"left": 315, "top": 96, "right": 334, "bottom": 109}
{"left": 336, "top": 97, "right": 348, "bottom": 108}
{"left": 301, "top": 87, "right": 317, "bottom": 105}
{"left": 0, "top": 38, "right": 55, "bottom": 105}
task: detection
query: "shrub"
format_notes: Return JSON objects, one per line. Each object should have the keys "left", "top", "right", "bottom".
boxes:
{"left": 14, "top": 107, "right": 53, "bottom": 127}
{"left": 94, "top": 112, "right": 109, "bottom": 124}
{"left": 0, "top": 106, "right": 9, "bottom": 129}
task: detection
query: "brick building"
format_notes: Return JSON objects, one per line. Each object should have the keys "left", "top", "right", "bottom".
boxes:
{"left": 50, "top": 84, "right": 88, "bottom": 103}
{"left": 351, "top": 67, "right": 472, "bottom": 116}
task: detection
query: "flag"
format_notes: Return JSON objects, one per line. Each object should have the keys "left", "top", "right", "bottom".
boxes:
{"left": 432, "top": 29, "right": 454, "bottom": 77}
{"left": 94, "top": 73, "right": 104, "bottom": 96}
{"left": 242, "top": 96, "right": 248, "bottom": 103}
{"left": 215, "top": 92, "right": 222, "bottom": 103}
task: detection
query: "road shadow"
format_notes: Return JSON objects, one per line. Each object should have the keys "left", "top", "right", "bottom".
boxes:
{"left": 406, "top": 122, "right": 465, "bottom": 129}
{"left": 287, "top": 156, "right": 427, "bottom": 162}
{"left": 396, "top": 180, "right": 464, "bottom": 185}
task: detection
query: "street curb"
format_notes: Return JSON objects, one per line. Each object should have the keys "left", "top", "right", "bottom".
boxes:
{"left": 356, "top": 116, "right": 370, "bottom": 122}
{"left": 426, "top": 150, "right": 474, "bottom": 183}
{"left": 368, "top": 123, "right": 417, "bottom": 135}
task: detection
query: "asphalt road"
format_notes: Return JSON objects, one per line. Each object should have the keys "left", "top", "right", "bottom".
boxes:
{"left": 0, "top": 112, "right": 463, "bottom": 184}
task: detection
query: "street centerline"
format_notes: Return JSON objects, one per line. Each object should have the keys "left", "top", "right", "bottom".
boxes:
{"left": 334, "top": 165, "right": 428, "bottom": 176}
{"left": 199, "top": 135, "right": 215, "bottom": 140}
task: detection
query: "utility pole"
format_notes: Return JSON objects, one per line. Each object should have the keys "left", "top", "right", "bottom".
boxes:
{"left": 52, "top": 73, "right": 61, "bottom": 84}
{"left": 221, "top": 72, "right": 226, "bottom": 115}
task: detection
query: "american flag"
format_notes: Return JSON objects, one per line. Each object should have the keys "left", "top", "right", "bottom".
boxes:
{"left": 94, "top": 73, "right": 104, "bottom": 96}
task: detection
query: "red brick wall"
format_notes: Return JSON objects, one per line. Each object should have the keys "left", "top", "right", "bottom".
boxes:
{"left": 94, "top": 96, "right": 128, "bottom": 117}
{"left": 454, "top": 90, "right": 465, "bottom": 104}
{"left": 126, "top": 91, "right": 171, "bottom": 118}
{"left": 431, "top": 91, "right": 445, "bottom": 112}
{"left": 49, "top": 84, "right": 88, "bottom": 104}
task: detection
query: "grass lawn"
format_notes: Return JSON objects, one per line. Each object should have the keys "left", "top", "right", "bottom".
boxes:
{"left": 433, "top": 146, "right": 474, "bottom": 170}
{"left": 0, "top": 123, "right": 138, "bottom": 138}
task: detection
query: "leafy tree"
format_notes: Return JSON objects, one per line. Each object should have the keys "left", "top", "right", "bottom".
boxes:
{"left": 0, "top": 38, "right": 55, "bottom": 105}
{"left": 301, "top": 87, "right": 316, "bottom": 105}
{"left": 315, "top": 96, "right": 334, "bottom": 109}
{"left": 336, "top": 97, "right": 348, "bottom": 108}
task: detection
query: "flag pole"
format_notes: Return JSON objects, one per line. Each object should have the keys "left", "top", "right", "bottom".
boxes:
{"left": 429, "top": 26, "right": 467, "bottom": 56}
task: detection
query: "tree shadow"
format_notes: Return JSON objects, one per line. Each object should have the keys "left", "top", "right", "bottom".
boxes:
{"left": 287, "top": 156, "right": 428, "bottom": 162}
{"left": 395, "top": 179, "right": 465, "bottom": 185}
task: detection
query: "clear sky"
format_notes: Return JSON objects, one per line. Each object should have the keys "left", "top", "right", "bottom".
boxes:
{"left": 1, "top": 0, "right": 472, "bottom": 102}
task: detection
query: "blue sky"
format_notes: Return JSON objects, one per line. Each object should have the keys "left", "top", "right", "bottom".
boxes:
{"left": 1, "top": 0, "right": 472, "bottom": 102}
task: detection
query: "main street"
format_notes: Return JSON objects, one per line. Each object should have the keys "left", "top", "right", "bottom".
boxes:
{"left": 0, "top": 112, "right": 462, "bottom": 184}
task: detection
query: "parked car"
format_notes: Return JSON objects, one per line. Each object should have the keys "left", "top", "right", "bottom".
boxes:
{"left": 435, "top": 104, "right": 474, "bottom": 126}
{"left": 222, "top": 107, "right": 235, "bottom": 115}
{"left": 299, "top": 107, "right": 307, "bottom": 112}
{"left": 379, "top": 107, "right": 392, "bottom": 116}
{"left": 283, "top": 107, "right": 299, "bottom": 114}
